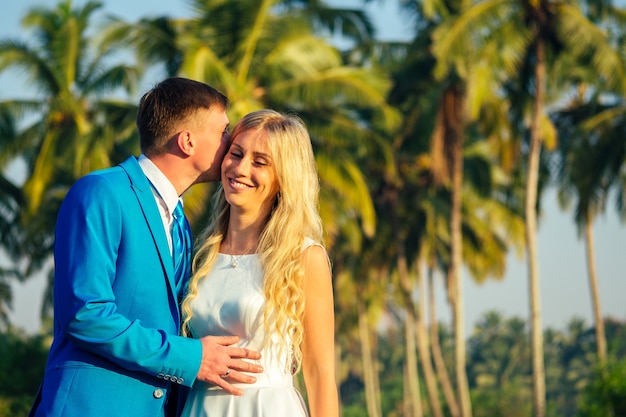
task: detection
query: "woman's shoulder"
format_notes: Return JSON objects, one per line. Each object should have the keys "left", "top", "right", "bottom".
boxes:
{"left": 301, "top": 237, "right": 330, "bottom": 265}
{"left": 302, "top": 237, "right": 322, "bottom": 250}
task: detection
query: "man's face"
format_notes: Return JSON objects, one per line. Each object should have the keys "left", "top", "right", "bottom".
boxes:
{"left": 190, "top": 107, "right": 230, "bottom": 183}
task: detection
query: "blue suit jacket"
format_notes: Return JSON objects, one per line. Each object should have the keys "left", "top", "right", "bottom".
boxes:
{"left": 31, "top": 157, "right": 202, "bottom": 417}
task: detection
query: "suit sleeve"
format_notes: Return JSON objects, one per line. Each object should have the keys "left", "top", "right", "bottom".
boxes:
{"left": 53, "top": 174, "right": 202, "bottom": 387}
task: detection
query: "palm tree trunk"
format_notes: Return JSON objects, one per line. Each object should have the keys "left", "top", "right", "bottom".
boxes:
{"left": 447, "top": 87, "right": 472, "bottom": 417}
{"left": 526, "top": 39, "right": 547, "bottom": 417}
{"left": 584, "top": 211, "right": 607, "bottom": 362}
{"left": 403, "top": 362, "right": 415, "bottom": 416}
{"left": 429, "top": 266, "right": 460, "bottom": 417}
{"left": 398, "top": 261, "right": 443, "bottom": 417}
{"left": 404, "top": 297, "right": 424, "bottom": 417}
{"left": 357, "top": 296, "right": 382, "bottom": 417}
{"left": 389, "top": 185, "right": 441, "bottom": 417}
{"left": 415, "top": 268, "right": 444, "bottom": 417}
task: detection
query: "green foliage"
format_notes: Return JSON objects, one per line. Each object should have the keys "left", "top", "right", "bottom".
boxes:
{"left": 0, "top": 328, "right": 48, "bottom": 417}
{"left": 338, "top": 312, "right": 626, "bottom": 416}
{"left": 467, "top": 313, "right": 531, "bottom": 389}
{"left": 471, "top": 380, "right": 533, "bottom": 417}
{"left": 576, "top": 358, "right": 626, "bottom": 417}
{"left": 465, "top": 313, "right": 626, "bottom": 417}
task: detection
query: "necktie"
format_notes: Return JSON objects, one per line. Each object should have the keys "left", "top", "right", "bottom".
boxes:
{"left": 172, "top": 201, "right": 192, "bottom": 293}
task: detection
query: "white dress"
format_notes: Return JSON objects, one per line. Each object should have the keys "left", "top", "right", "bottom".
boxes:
{"left": 180, "top": 249, "right": 310, "bottom": 417}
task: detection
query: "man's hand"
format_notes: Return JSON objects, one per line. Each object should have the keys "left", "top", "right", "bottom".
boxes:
{"left": 197, "top": 335, "right": 263, "bottom": 396}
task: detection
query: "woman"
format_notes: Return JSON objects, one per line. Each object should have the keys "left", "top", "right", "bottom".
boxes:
{"left": 180, "top": 110, "right": 338, "bottom": 417}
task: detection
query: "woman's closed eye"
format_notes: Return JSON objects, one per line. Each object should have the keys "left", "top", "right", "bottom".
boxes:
{"left": 253, "top": 158, "right": 269, "bottom": 167}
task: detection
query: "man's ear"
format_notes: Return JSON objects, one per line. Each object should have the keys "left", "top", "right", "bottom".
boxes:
{"left": 175, "top": 130, "right": 193, "bottom": 156}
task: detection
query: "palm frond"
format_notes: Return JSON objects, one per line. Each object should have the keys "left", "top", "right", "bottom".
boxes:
{"left": 557, "top": 3, "right": 626, "bottom": 93}
{"left": 316, "top": 152, "right": 376, "bottom": 237}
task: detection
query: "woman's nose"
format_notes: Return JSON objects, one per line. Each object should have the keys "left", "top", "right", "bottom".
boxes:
{"left": 233, "top": 157, "right": 250, "bottom": 175}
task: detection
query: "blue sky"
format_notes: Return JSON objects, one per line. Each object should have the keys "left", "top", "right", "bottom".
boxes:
{"left": 1, "top": 0, "right": 625, "bottom": 336}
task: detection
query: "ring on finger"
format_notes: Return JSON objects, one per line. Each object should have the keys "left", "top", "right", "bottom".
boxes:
{"left": 221, "top": 369, "right": 231, "bottom": 378}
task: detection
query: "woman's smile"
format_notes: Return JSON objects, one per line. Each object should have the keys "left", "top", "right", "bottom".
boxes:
{"left": 227, "top": 177, "right": 253, "bottom": 190}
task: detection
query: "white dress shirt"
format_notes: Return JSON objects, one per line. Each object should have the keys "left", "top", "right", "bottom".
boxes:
{"left": 137, "top": 154, "right": 182, "bottom": 254}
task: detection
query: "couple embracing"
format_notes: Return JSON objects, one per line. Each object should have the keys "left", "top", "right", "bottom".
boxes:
{"left": 28, "top": 77, "right": 338, "bottom": 417}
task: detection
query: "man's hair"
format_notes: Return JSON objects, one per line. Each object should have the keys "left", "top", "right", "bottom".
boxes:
{"left": 136, "top": 77, "right": 229, "bottom": 155}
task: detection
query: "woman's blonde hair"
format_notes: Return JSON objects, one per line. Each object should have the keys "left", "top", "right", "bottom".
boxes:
{"left": 181, "top": 109, "right": 325, "bottom": 372}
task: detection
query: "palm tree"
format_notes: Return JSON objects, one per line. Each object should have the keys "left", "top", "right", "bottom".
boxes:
{"left": 386, "top": 187, "right": 440, "bottom": 417}
{"left": 0, "top": 1, "right": 139, "bottom": 212}
{"left": 356, "top": 278, "right": 383, "bottom": 417}
{"left": 399, "top": 1, "right": 531, "bottom": 413}
{"left": 433, "top": 1, "right": 625, "bottom": 415}
{"left": 378, "top": 3, "right": 528, "bottom": 416}
{"left": 552, "top": 95, "right": 626, "bottom": 364}
{"left": 427, "top": 268, "right": 460, "bottom": 417}
{"left": 334, "top": 261, "right": 387, "bottom": 417}
{"left": 102, "top": 0, "right": 398, "bottom": 240}
{"left": 0, "top": 0, "right": 140, "bottom": 316}
{"left": 377, "top": 103, "right": 524, "bottom": 416}
{"left": 0, "top": 104, "right": 26, "bottom": 328}
{"left": 550, "top": 2, "right": 626, "bottom": 365}
{"left": 0, "top": 176, "right": 25, "bottom": 328}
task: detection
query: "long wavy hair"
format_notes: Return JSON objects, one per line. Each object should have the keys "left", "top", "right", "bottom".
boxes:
{"left": 181, "top": 109, "right": 325, "bottom": 372}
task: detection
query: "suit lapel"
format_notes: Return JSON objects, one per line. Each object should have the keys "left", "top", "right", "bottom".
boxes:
{"left": 118, "top": 157, "right": 180, "bottom": 324}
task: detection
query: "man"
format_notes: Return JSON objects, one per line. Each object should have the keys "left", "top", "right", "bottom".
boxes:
{"left": 29, "top": 77, "right": 262, "bottom": 417}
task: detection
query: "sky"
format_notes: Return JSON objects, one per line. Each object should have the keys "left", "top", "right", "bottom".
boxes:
{"left": 1, "top": 0, "right": 625, "bottom": 337}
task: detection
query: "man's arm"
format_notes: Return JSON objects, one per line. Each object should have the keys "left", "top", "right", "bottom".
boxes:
{"left": 54, "top": 175, "right": 201, "bottom": 386}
